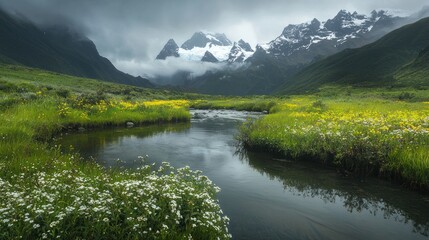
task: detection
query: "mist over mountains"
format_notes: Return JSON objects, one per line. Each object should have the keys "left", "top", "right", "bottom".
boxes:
{"left": 149, "top": 7, "right": 429, "bottom": 94}
{"left": 0, "top": 2, "right": 428, "bottom": 95}
{"left": 0, "top": 9, "right": 153, "bottom": 87}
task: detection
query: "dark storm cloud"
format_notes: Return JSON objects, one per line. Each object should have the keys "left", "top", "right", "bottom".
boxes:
{"left": 0, "top": 0, "right": 427, "bottom": 76}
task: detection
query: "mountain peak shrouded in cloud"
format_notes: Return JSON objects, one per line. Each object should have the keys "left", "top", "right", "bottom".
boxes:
{"left": 201, "top": 51, "right": 219, "bottom": 63}
{"left": 150, "top": 5, "right": 427, "bottom": 89}
{"left": 156, "top": 39, "right": 180, "bottom": 60}
{"left": 155, "top": 31, "right": 254, "bottom": 64}
{"left": 181, "top": 31, "right": 232, "bottom": 50}
{"left": 0, "top": 8, "right": 153, "bottom": 87}
{"left": 177, "top": 31, "right": 233, "bottom": 61}
{"left": 0, "top": 0, "right": 427, "bottom": 79}
{"left": 227, "top": 43, "right": 246, "bottom": 63}
{"left": 238, "top": 39, "right": 254, "bottom": 52}
{"left": 259, "top": 8, "right": 409, "bottom": 63}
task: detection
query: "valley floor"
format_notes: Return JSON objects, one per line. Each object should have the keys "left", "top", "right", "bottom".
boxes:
{"left": 193, "top": 87, "right": 429, "bottom": 191}
{"left": 0, "top": 65, "right": 230, "bottom": 239}
{"left": 1, "top": 65, "right": 428, "bottom": 239}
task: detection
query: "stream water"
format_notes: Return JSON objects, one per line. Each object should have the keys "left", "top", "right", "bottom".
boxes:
{"left": 57, "top": 110, "right": 429, "bottom": 240}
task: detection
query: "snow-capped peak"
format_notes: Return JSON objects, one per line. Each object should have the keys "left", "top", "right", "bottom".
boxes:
{"left": 260, "top": 9, "right": 405, "bottom": 58}
{"left": 181, "top": 31, "right": 232, "bottom": 50}
{"left": 201, "top": 51, "right": 219, "bottom": 63}
{"left": 227, "top": 42, "right": 254, "bottom": 63}
{"left": 156, "top": 31, "right": 255, "bottom": 63}
{"left": 155, "top": 39, "right": 179, "bottom": 60}
{"left": 238, "top": 39, "right": 254, "bottom": 52}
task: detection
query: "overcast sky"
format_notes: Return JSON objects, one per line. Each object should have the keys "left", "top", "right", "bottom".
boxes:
{"left": 0, "top": 0, "right": 427, "bottom": 77}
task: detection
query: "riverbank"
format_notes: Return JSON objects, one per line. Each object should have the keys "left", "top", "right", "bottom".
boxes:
{"left": 189, "top": 88, "right": 429, "bottom": 191}
{"left": 234, "top": 93, "right": 429, "bottom": 192}
{"left": 0, "top": 65, "right": 230, "bottom": 239}
{"left": 2, "top": 63, "right": 428, "bottom": 238}
{"left": 54, "top": 108, "right": 429, "bottom": 239}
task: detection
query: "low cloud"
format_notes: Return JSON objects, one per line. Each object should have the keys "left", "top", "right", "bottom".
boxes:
{"left": 113, "top": 57, "right": 228, "bottom": 83}
{"left": 0, "top": 0, "right": 427, "bottom": 78}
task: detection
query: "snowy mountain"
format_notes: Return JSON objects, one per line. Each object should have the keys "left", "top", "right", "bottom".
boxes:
{"left": 155, "top": 39, "right": 179, "bottom": 60}
{"left": 227, "top": 40, "right": 254, "bottom": 63}
{"left": 156, "top": 10, "right": 408, "bottom": 67}
{"left": 156, "top": 31, "right": 254, "bottom": 63}
{"left": 183, "top": 9, "right": 422, "bottom": 95}
{"left": 152, "top": 8, "right": 426, "bottom": 95}
{"left": 201, "top": 51, "right": 219, "bottom": 63}
{"left": 181, "top": 32, "right": 231, "bottom": 49}
{"left": 258, "top": 10, "right": 406, "bottom": 63}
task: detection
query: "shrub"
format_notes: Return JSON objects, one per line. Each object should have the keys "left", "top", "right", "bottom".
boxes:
{"left": 0, "top": 162, "right": 231, "bottom": 239}
{"left": 56, "top": 89, "right": 70, "bottom": 98}
{"left": 398, "top": 92, "right": 415, "bottom": 101}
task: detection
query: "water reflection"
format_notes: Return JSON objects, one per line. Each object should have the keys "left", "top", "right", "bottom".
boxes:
{"left": 56, "top": 110, "right": 429, "bottom": 239}
{"left": 237, "top": 149, "right": 429, "bottom": 237}
{"left": 58, "top": 122, "right": 190, "bottom": 165}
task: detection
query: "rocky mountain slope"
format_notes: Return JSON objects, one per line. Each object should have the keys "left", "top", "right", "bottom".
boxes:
{"left": 152, "top": 8, "right": 426, "bottom": 94}
{"left": 276, "top": 16, "right": 429, "bottom": 94}
{"left": 0, "top": 9, "right": 153, "bottom": 88}
{"left": 257, "top": 10, "right": 406, "bottom": 64}
{"left": 156, "top": 31, "right": 254, "bottom": 63}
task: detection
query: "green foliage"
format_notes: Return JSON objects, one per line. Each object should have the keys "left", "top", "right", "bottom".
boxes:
{"left": 76, "top": 91, "right": 107, "bottom": 105}
{"left": 55, "top": 88, "right": 70, "bottom": 98}
{"left": 398, "top": 92, "right": 415, "bottom": 101}
{"left": 0, "top": 65, "right": 230, "bottom": 239}
{"left": 0, "top": 9, "right": 152, "bottom": 88}
{"left": 0, "top": 162, "right": 230, "bottom": 239}
{"left": 191, "top": 97, "right": 279, "bottom": 113}
{"left": 311, "top": 100, "right": 326, "bottom": 109}
{"left": 0, "top": 80, "right": 17, "bottom": 92}
{"left": 0, "top": 64, "right": 202, "bottom": 101}
{"left": 277, "top": 17, "right": 429, "bottom": 94}
{"left": 395, "top": 45, "right": 429, "bottom": 87}
{"left": 237, "top": 94, "right": 429, "bottom": 191}
{"left": 186, "top": 51, "right": 303, "bottom": 95}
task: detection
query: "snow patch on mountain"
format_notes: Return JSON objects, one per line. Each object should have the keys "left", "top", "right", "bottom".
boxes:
{"left": 227, "top": 42, "right": 254, "bottom": 63}
{"left": 157, "top": 32, "right": 254, "bottom": 63}
{"left": 260, "top": 10, "right": 406, "bottom": 57}
{"left": 178, "top": 43, "right": 231, "bottom": 61}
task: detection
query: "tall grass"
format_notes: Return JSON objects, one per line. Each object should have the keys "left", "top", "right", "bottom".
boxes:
{"left": 0, "top": 66, "right": 230, "bottom": 239}
{"left": 191, "top": 98, "right": 280, "bottom": 112}
{"left": 238, "top": 96, "right": 429, "bottom": 191}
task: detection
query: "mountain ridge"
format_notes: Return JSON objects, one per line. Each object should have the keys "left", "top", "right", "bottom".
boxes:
{"left": 0, "top": 8, "right": 153, "bottom": 88}
{"left": 155, "top": 32, "right": 254, "bottom": 63}
{"left": 277, "top": 16, "right": 429, "bottom": 94}
{"left": 395, "top": 44, "right": 429, "bottom": 87}
{"left": 153, "top": 8, "right": 424, "bottom": 95}
{"left": 258, "top": 9, "right": 406, "bottom": 65}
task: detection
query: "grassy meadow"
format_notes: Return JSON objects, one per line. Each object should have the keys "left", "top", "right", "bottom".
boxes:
{"left": 235, "top": 88, "right": 429, "bottom": 191}
{"left": 0, "top": 65, "right": 231, "bottom": 239}
{"left": 191, "top": 97, "right": 278, "bottom": 112}
{"left": 188, "top": 86, "right": 429, "bottom": 191}
{"left": 1, "top": 63, "right": 429, "bottom": 238}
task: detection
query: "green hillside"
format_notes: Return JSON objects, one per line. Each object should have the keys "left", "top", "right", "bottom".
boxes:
{"left": 0, "top": 9, "right": 152, "bottom": 88}
{"left": 189, "top": 50, "right": 303, "bottom": 96}
{"left": 0, "top": 64, "right": 198, "bottom": 101}
{"left": 395, "top": 45, "right": 429, "bottom": 87}
{"left": 278, "top": 17, "right": 429, "bottom": 94}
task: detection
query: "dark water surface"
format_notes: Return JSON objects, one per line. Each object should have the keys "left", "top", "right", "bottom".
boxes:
{"left": 57, "top": 110, "right": 429, "bottom": 240}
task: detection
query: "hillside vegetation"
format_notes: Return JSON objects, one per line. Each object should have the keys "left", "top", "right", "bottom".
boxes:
{"left": 0, "top": 65, "right": 230, "bottom": 239}
{"left": 278, "top": 17, "right": 429, "bottom": 94}
{"left": 0, "top": 9, "right": 152, "bottom": 87}
{"left": 395, "top": 45, "right": 429, "bottom": 87}
{"left": 236, "top": 90, "right": 429, "bottom": 191}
